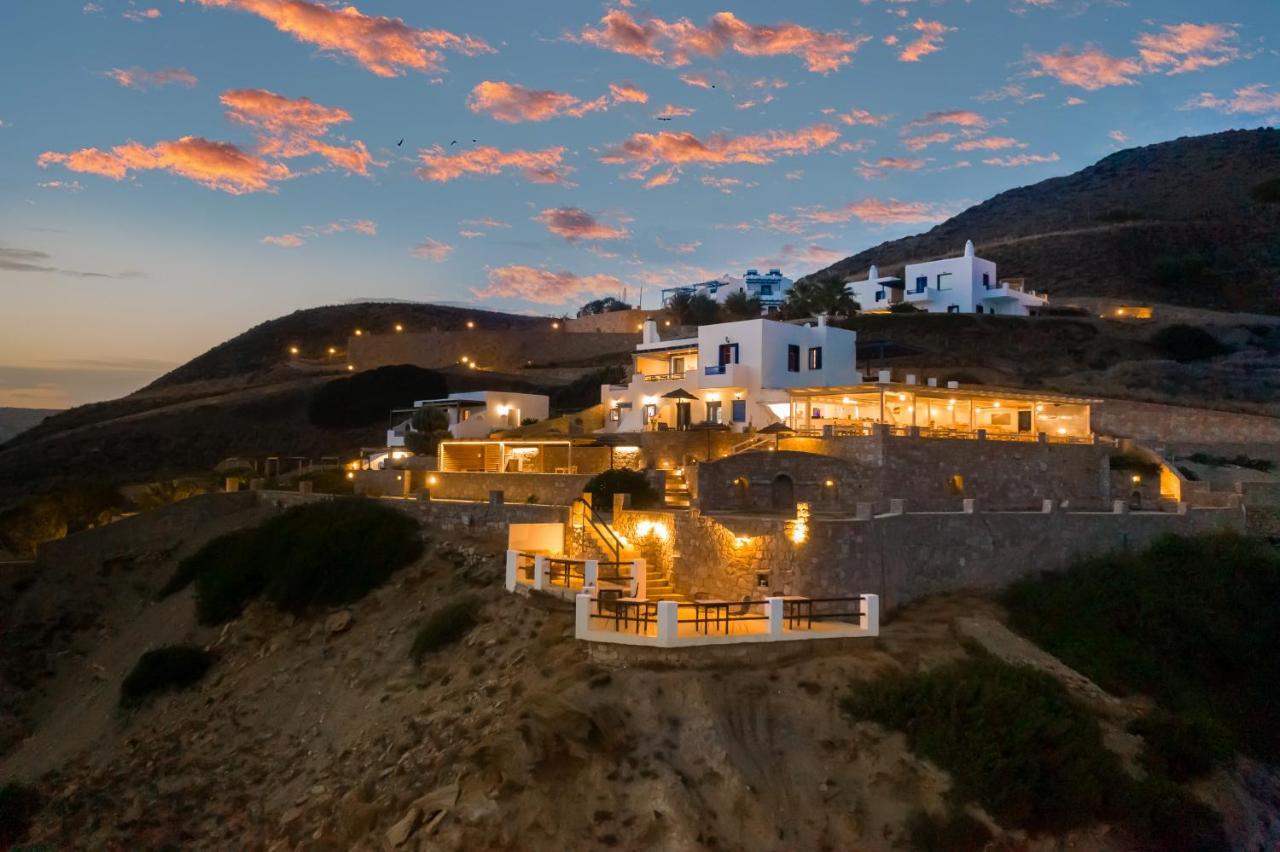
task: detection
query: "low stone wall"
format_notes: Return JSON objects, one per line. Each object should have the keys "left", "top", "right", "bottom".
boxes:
{"left": 1094, "top": 399, "right": 1280, "bottom": 447}
{"left": 624, "top": 503, "right": 1244, "bottom": 611}
{"left": 562, "top": 309, "right": 667, "bottom": 334}
{"left": 694, "top": 451, "right": 872, "bottom": 514}
{"left": 354, "top": 470, "right": 593, "bottom": 505}
{"left": 260, "top": 490, "right": 568, "bottom": 537}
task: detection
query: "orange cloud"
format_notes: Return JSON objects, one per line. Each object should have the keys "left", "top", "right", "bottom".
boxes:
{"left": 123, "top": 7, "right": 161, "bottom": 21}
{"left": 536, "top": 208, "right": 630, "bottom": 242}
{"left": 679, "top": 72, "right": 714, "bottom": 89}
{"left": 953, "top": 136, "right": 1025, "bottom": 151}
{"left": 982, "top": 152, "right": 1060, "bottom": 166}
{"left": 410, "top": 237, "right": 453, "bottom": 261}
{"left": 770, "top": 198, "right": 958, "bottom": 230}
{"left": 468, "top": 81, "right": 606, "bottom": 122}
{"left": 608, "top": 81, "right": 649, "bottom": 104}
{"left": 38, "top": 136, "right": 291, "bottom": 194}
{"left": 1182, "top": 83, "right": 1280, "bottom": 115}
{"left": 188, "top": 0, "right": 492, "bottom": 77}
{"left": 904, "top": 110, "right": 988, "bottom": 130}
{"left": 1028, "top": 46, "right": 1142, "bottom": 90}
{"left": 837, "top": 108, "right": 892, "bottom": 126}
{"left": 262, "top": 218, "right": 376, "bottom": 247}
{"left": 104, "top": 67, "right": 198, "bottom": 90}
{"left": 655, "top": 104, "right": 696, "bottom": 119}
{"left": 1136, "top": 22, "right": 1239, "bottom": 75}
{"left": 416, "top": 145, "right": 573, "bottom": 185}
{"left": 572, "top": 9, "right": 868, "bottom": 73}
{"left": 475, "top": 265, "right": 625, "bottom": 305}
{"left": 220, "top": 88, "right": 375, "bottom": 175}
{"left": 600, "top": 124, "right": 839, "bottom": 182}
{"left": 902, "top": 131, "right": 953, "bottom": 151}
{"left": 857, "top": 157, "right": 927, "bottom": 179}
{"left": 656, "top": 237, "right": 701, "bottom": 254}
{"left": 460, "top": 217, "right": 510, "bottom": 229}
{"left": 898, "top": 19, "right": 955, "bottom": 63}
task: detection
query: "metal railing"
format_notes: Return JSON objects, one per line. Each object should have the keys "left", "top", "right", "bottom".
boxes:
{"left": 677, "top": 599, "right": 769, "bottom": 634}
{"left": 704, "top": 364, "right": 727, "bottom": 376}
{"left": 572, "top": 497, "right": 624, "bottom": 563}
{"left": 642, "top": 371, "right": 687, "bottom": 383}
{"left": 545, "top": 557, "right": 587, "bottom": 588}
{"left": 588, "top": 594, "right": 657, "bottom": 635}
{"left": 778, "top": 597, "right": 865, "bottom": 630}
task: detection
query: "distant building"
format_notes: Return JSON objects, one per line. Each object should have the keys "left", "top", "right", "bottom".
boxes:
{"left": 845, "top": 241, "right": 1049, "bottom": 316}
{"left": 387, "top": 391, "right": 550, "bottom": 445}
{"left": 660, "top": 268, "right": 794, "bottom": 315}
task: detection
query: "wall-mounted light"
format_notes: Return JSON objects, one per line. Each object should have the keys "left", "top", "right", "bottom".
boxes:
{"left": 466, "top": 320, "right": 475, "bottom": 329}
{"left": 354, "top": 329, "right": 363, "bottom": 336}
{"left": 1131, "top": 474, "right": 1142, "bottom": 484}
{"left": 428, "top": 475, "right": 439, "bottom": 486}
{"left": 347, "top": 364, "right": 355, "bottom": 371}
{"left": 394, "top": 323, "right": 404, "bottom": 333}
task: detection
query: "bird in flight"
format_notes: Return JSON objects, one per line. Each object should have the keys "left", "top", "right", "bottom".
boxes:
{"left": 397, "top": 139, "right": 403, "bottom": 147}
{"left": 657, "top": 116, "right": 673, "bottom": 121}
{"left": 450, "top": 140, "right": 457, "bottom": 146}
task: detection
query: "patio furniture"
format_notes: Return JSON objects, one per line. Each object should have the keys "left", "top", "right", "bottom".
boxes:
{"left": 692, "top": 599, "right": 730, "bottom": 634}
{"left": 777, "top": 595, "right": 814, "bottom": 629}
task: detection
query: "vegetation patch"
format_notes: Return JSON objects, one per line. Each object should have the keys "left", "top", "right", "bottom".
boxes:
{"left": 1129, "top": 709, "right": 1232, "bottom": 782}
{"left": 905, "top": 807, "right": 992, "bottom": 852}
{"left": 1187, "top": 451, "right": 1274, "bottom": 472}
{"left": 1250, "top": 176, "right": 1280, "bottom": 204}
{"left": 307, "top": 365, "right": 447, "bottom": 428}
{"left": 411, "top": 596, "right": 481, "bottom": 663}
{"left": 0, "top": 782, "right": 42, "bottom": 847}
{"left": 1004, "top": 532, "right": 1280, "bottom": 761}
{"left": 1149, "top": 323, "right": 1229, "bottom": 362}
{"left": 164, "top": 498, "right": 424, "bottom": 624}
{"left": 1108, "top": 450, "right": 1161, "bottom": 476}
{"left": 844, "top": 655, "right": 1226, "bottom": 849}
{"left": 584, "top": 468, "right": 661, "bottom": 510}
{"left": 551, "top": 365, "right": 628, "bottom": 411}
{"left": 120, "top": 644, "right": 214, "bottom": 707}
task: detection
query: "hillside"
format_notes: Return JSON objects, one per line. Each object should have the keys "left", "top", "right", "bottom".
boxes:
{"left": 799, "top": 128, "right": 1280, "bottom": 313}
{"left": 0, "top": 408, "right": 58, "bottom": 444}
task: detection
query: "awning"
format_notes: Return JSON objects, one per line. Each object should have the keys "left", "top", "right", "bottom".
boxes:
{"left": 785, "top": 383, "right": 1100, "bottom": 405}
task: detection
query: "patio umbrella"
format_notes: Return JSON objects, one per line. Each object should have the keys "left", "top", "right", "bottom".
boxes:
{"left": 758, "top": 420, "right": 795, "bottom": 450}
{"left": 660, "top": 387, "right": 698, "bottom": 401}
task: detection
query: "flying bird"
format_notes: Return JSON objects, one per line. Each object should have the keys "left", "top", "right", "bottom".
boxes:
{"left": 657, "top": 116, "right": 673, "bottom": 121}
{"left": 450, "top": 140, "right": 458, "bottom": 146}
{"left": 397, "top": 138, "right": 403, "bottom": 147}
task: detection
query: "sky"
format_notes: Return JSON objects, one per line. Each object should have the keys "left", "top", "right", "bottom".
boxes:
{"left": 1, "top": 0, "right": 1278, "bottom": 409}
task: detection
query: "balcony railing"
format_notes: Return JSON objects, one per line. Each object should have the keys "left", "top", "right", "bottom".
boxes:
{"left": 642, "top": 371, "right": 688, "bottom": 383}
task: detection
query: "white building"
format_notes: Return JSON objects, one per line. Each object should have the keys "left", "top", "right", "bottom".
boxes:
{"left": 845, "top": 241, "right": 1048, "bottom": 316}
{"left": 660, "top": 268, "right": 794, "bottom": 314}
{"left": 599, "top": 317, "right": 857, "bottom": 433}
{"left": 388, "top": 391, "right": 550, "bottom": 445}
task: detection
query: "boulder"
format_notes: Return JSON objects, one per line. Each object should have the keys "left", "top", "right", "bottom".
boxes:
{"left": 325, "top": 610, "right": 354, "bottom": 634}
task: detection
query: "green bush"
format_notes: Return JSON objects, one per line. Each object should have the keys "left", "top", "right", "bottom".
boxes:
{"left": 584, "top": 468, "right": 660, "bottom": 510}
{"left": 1004, "top": 532, "right": 1280, "bottom": 761}
{"left": 1149, "top": 324, "right": 1229, "bottom": 362}
{"left": 163, "top": 498, "right": 424, "bottom": 624}
{"left": 1129, "top": 709, "right": 1232, "bottom": 782}
{"left": 0, "top": 782, "right": 42, "bottom": 847}
{"left": 844, "top": 656, "right": 1125, "bottom": 833}
{"left": 906, "top": 808, "right": 992, "bottom": 852}
{"left": 120, "top": 644, "right": 214, "bottom": 707}
{"left": 307, "top": 365, "right": 446, "bottom": 428}
{"left": 411, "top": 597, "right": 480, "bottom": 663}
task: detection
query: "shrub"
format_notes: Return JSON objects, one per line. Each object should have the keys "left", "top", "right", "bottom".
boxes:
{"left": 585, "top": 468, "right": 660, "bottom": 510}
{"left": 163, "top": 498, "right": 424, "bottom": 624}
{"left": 888, "top": 302, "right": 921, "bottom": 314}
{"left": 1004, "top": 532, "right": 1280, "bottom": 761}
{"left": 1187, "top": 452, "right": 1274, "bottom": 472}
{"left": 307, "top": 365, "right": 447, "bottom": 428}
{"left": 1250, "top": 176, "right": 1280, "bottom": 204}
{"left": 120, "top": 644, "right": 214, "bottom": 706}
{"left": 411, "top": 597, "right": 480, "bottom": 663}
{"left": 1129, "top": 709, "right": 1232, "bottom": 782}
{"left": 0, "top": 782, "right": 42, "bottom": 847}
{"left": 844, "top": 656, "right": 1126, "bottom": 833}
{"left": 578, "top": 297, "right": 631, "bottom": 316}
{"left": 551, "top": 365, "right": 628, "bottom": 411}
{"left": 1149, "top": 324, "right": 1229, "bottom": 362}
{"left": 906, "top": 808, "right": 992, "bottom": 852}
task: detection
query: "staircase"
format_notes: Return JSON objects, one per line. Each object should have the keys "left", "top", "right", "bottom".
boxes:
{"left": 643, "top": 562, "right": 690, "bottom": 602}
{"left": 729, "top": 434, "right": 772, "bottom": 455}
{"left": 664, "top": 468, "right": 691, "bottom": 508}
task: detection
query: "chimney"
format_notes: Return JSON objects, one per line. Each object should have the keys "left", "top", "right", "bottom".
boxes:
{"left": 817, "top": 313, "right": 828, "bottom": 327}
{"left": 964, "top": 239, "right": 975, "bottom": 258}
{"left": 868, "top": 263, "right": 878, "bottom": 282}
{"left": 642, "top": 319, "right": 658, "bottom": 344}
{"left": 877, "top": 369, "right": 891, "bottom": 383}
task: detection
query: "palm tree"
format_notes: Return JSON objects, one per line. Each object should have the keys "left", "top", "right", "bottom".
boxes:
{"left": 722, "top": 290, "right": 762, "bottom": 318}
{"left": 667, "top": 291, "right": 720, "bottom": 325}
{"left": 781, "top": 277, "right": 859, "bottom": 318}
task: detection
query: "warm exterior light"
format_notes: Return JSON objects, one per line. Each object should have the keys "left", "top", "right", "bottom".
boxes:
{"left": 354, "top": 328, "right": 363, "bottom": 336}
{"left": 552, "top": 321, "right": 560, "bottom": 329}
{"left": 327, "top": 346, "right": 337, "bottom": 355}
{"left": 664, "top": 320, "right": 671, "bottom": 327}
{"left": 1132, "top": 474, "right": 1142, "bottom": 484}
{"left": 897, "top": 393, "right": 907, "bottom": 402}
{"left": 734, "top": 535, "right": 751, "bottom": 549}
{"left": 347, "top": 364, "right": 355, "bottom": 371}
{"left": 636, "top": 520, "right": 669, "bottom": 541}
{"left": 824, "top": 479, "right": 835, "bottom": 487}
{"left": 705, "top": 393, "right": 720, "bottom": 401}
{"left": 469, "top": 362, "right": 477, "bottom": 369}
{"left": 1057, "top": 427, "right": 1067, "bottom": 435}
{"left": 636, "top": 323, "right": 643, "bottom": 330}
{"left": 787, "top": 502, "right": 810, "bottom": 545}
{"left": 428, "top": 475, "right": 438, "bottom": 486}
{"left": 466, "top": 320, "right": 475, "bottom": 329}
{"left": 288, "top": 346, "right": 299, "bottom": 355}
{"left": 394, "top": 323, "right": 403, "bottom": 333}
{"left": 345, "top": 472, "right": 355, "bottom": 480}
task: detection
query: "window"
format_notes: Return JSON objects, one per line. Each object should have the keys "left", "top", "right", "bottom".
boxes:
{"left": 915, "top": 275, "right": 927, "bottom": 293}
{"left": 808, "top": 346, "right": 823, "bottom": 370}
{"left": 644, "top": 403, "right": 657, "bottom": 420}
{"left": 875, "top": 290, "right": 885, "bottom": 302}
{"left": 936, "top": 272, "right": 952, "bottom": 291}
{"left": 947, "top": 305, "right": 960, "bottom": 314}
{"left": 705, "top": 401, "right": 722, "bottom": 424}
{"left": 717, "top": 343, "right": 739, "bottom": 365}
{"left": 609, "top": 407, "right": 620, "bottom": 422}
{"left": 787, "top": 344, "right": 800, "bottom": 372}
{"left": 982, "top": 272, "right": 991, "bottom": 289}
{"left": 760, "top": 284, "right": 772, "bottom": 296}
{"left": 731, "top": 399, "right": 746, "bottom": 422}
{"left": 1018, "top": 410, "right": 1033, "bottom": 432}
{"left": 976, "top": 305, "right": 984, "bottom": 314}
{"left": 670, "top": 356, "right": 685, "bottom": 375}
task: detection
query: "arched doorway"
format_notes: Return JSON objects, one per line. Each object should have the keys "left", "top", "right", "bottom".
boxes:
{"left": 732, "top": 476, "right": 750, "bottom": 509}
{"left": 771, "top": 474, "right": 796, "bottom": 511}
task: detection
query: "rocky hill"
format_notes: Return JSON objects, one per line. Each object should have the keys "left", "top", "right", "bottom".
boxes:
{"left": 799, "top": 128, "right": 1280, "bottom": 313}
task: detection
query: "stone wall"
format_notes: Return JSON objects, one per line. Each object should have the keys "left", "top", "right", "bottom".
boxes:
{"left": 346, "top": 329, "right": 637, "bottom": 373}
{"left": 260, "top": 490, "right": 568, "bottom": 538}
{"left": 694, "top": 432, "right": 1111, "bottom": 513}
{"left": 632, "top": 430, "right": 745, "bottom": 470}
{"left": 694, "top": 451, "right": 872, "bottom": 514}
{"left": 562, "top": 309, "right": 668, "bottom": 334}
{"left": 1094, "top": 399, "right": 1280, "bottom": 447}
{"left": 354, "top": 470, "right": 592, "bottom": 506}
{"left": 650, "top": 504, "right": 1244, "bottom": 610}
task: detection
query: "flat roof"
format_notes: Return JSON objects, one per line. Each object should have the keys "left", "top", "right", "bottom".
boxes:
{"left": 785, "top": 382, "right": 1101, "bottom": 405}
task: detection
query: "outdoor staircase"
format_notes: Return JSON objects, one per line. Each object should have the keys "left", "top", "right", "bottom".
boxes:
{"left": 644, "top": 562, "right": 690, "bottom": 602}
{"left": 729, "top": 434, "right": 772, "bottom": 455}
{"left": 664, "top": 468, "right": 691, "bottom": 508}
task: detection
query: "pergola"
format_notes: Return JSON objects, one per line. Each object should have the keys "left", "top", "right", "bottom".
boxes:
{"left": 783, "top": 382, "right": 1099, "bottom": 441}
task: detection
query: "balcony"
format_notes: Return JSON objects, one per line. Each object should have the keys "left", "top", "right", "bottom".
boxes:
{"left": 700, "top": 362, "right": 744, "bottom": 388}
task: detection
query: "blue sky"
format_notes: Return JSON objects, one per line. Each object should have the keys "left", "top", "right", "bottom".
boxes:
{"left": 1, "top": 0, "right": 1277, "bottom": 407}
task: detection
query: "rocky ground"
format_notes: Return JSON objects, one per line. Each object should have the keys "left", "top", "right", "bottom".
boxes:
{"left": 3, "top": 517, "right": 1276, "bottom": 849}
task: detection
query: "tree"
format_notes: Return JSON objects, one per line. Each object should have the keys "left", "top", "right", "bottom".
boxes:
{"left": 667, "top": 291, "right": 719, "bottom": 326}
{"left": 307, "top": 365, "right": 447, "bottom": 428}
{"left": 722, "top": 290, "right": 762, "bottom": 318}
{"left": 577, "top": 297, "right": 632, "bottom": 317}
{"left": 405, "top": 407, "right": 451, "bottom": 456}
{"left": 782, "top": 277, "right": 859, "bottom": 319}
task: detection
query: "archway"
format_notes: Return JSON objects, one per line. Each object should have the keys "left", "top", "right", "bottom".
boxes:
{"left": 771, "top": 474, "right": 796, "bottom": 512}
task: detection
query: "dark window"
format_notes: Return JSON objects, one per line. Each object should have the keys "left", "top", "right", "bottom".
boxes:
{"left": 718, "top": 343, "right": 739, "bottom": 365}
{"left": 670, "top": 356, "right": 685, "bottom": 375}
{"left": 787, "top": 344, "right": 800, "bottom": 372}
{"left": 875, "top": 290, "right": 884, "bottom": 302}
{"left": 731, "top": 399, "right": 746, "bottom": 422}
{"left": 706, "top": 401, "right": 722, "bottom": 424}
{"left": 760, "top": 284, "right": 772, "bottom": 296}
{"left": 1018, "top": 410, "right": 1033, "bottom": 432}
{"left": 808, "top": 346, "right": 823, "bottom": 370}
{"left": 976, "top": 305, "right": 984, "bottom": 314}
{"left": 915, "top": 275, "right": 927, "bottom": 293}
{"left": 947, "top": 305, "right": 960, "bottom": 314}
{"left": 982, "top": 272, "right": 990, "bottom": 288}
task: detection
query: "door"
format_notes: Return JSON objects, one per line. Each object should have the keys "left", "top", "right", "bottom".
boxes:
{"left": 771, "top": 474, "right": 796, "bottom": 511}
{"left": 731, "top": 399, "right": 747, "bottom": 423}
{"left": 676, "top": 401, "right": 692, "bottom": 430}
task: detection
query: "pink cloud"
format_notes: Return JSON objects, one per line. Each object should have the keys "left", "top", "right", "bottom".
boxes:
{"left": 262, "top": 218, "right": 376, "bottom": 247}
{"left": 1136, "top": 22, "right": 1240, "bottom": 75}
{"left": 600, "top": 124, "right": 840, "bottom": 182}
{"left": 700, "top": 176, "right": 756, "bottom": 194}
{"left": 678, "top": 72, "right": 714, "bottom": 89}
{"left": 857, "top": 157, "right": 927, "bottom": 179}
{"left": 1109, "top": 130, "right": 1129, "bottom": 144}
{"left": 189, "top": 0, "right": 492, "bottom": 77}
{"left": 410, "top": 237, "right": 453, "bottom": 261}
{"left": 953, "top": 136, "right": 1025, "bottom": 151}
{"left": 779, "top": 243, "right": 846, "bottom": 267}
{"left": 38, "top": 136, "right": 291, "bottom": 194}
{"left": 467, "top": 81, "right": 607, "bottom": 122}
{"left": 220, "top": 88, "right": 375, "bottom": 175}
{"left": 904, "top": 110, "right": 988, "bottom": 131}
{"left": 475, "top": 265, "right": 626, "bottom": 305}
{"left": 982, "top": 152, "right": 1061, "bottom": 166}
{"left": 104, "top": 67, "right": 199, "bottom": 90}
{"left": 898, "top": 19, "right": 955, "bottom": 63}
{"left": 460, "top": 217, "right": 510, "bottom": 229}
{"left": 572, "top": 9, "right": 869, "bottom": 73}
{"left": 123, "top": 7, "right": 161, "bottom": 22}
{"left": 770, "top": 198, "right": 958, "bottom": 230}
{"left": 837, "top": 108, "right": 892, "bottom": 126}
{"left": 902, "top": 131, "right": 953, "bottom": 151}
{"left": 536, "top": 207, "right": 630, "bottom": 242}
{"left": 608, "top": 81, "right": 649, "bottom": 104}
{"left": 1182, "top": 83, "right": 1280, "bottom": 115}
{"left": 1028, "top": 45, "right": 1143, "bottom": 90}
{"left": 262, "top": 233, "right": 306, "bottom": 247}
{"left": 657, "top": 237, "right": 701, "bottom": 254}
{"left": 416, "top": 145, "right": 574, "bottom": 185}
{"left": 655, "top": 104, "right": 696, "bottom": 119}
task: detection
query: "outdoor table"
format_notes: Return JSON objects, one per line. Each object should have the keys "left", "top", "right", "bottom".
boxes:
{"left": 777, "top": 596, "right": 813, "bottom": 629}
{"left": 616, "top": 597, "right": 651, "bottom": 633}
{"left": 692, "top": 599, "right": 730, "bottom": 634}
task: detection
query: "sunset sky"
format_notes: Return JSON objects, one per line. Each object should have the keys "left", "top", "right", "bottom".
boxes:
{"left": 2, "top": 0, "right": 1278, "bottom": 408}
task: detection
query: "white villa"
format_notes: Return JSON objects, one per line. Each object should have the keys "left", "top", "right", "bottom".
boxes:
{"left": 599, "top": 317, "right": 858, "bottom": 433}
{"left": 661, "top": 268, "right": 794, "bottom": 314}
{"left": 387, "top": 391, "right": 549, "bottom": 444}
{"left": 845, "top": 241, "right": 1049, "bottom": 316}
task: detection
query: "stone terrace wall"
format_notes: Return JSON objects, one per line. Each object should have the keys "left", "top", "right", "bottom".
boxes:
{"left": 261, "top": 491, "right": 568, "bottom": 538}
{"left": 659, "top": 505, "right": 1244, "bottom": 610}
{"left": 694, "top": 451, "right": 873, "bottom": 514}
{"left": 1094, "top": 399, "right": 1280, "bottom": 446}
{"left": 353, "top": 470, "right": 592, "bottom": 506}
{"left": 347, "top": 329, "right": 636, "bottom": 372}
{"left": 562, "top": 309, "right": 666, "bottom": 334}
